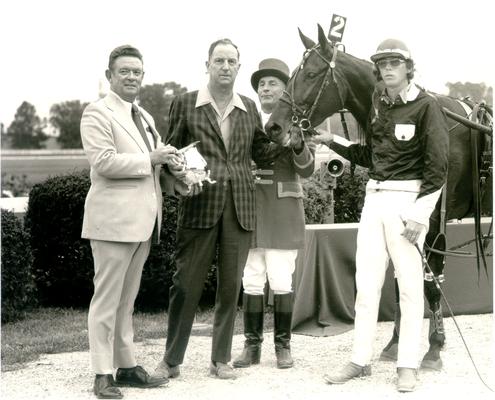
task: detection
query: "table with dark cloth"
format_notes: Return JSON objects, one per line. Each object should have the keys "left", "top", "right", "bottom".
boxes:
{"left": 292, "top": 218, "right": 493, "bottom": 336}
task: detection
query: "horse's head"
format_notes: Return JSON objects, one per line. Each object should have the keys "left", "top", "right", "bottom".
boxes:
{"left": 265, "top": 24, "right": 347, "bottom": 146}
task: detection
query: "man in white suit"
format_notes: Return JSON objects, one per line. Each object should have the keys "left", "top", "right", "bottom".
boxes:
{"left": 81, "top": 45, "right": 184, "bottom": 399}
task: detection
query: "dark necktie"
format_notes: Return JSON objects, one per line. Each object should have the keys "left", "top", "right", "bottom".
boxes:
{"left": 131, "top": 104, "right": 152, "bottom": 152}
{"left": 132, "top": 104, "right": 159, "bottom": 242}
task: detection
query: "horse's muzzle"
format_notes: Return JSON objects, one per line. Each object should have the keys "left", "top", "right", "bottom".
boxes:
{"left": 265, "top": 121, "right": 290, "bottom": 146}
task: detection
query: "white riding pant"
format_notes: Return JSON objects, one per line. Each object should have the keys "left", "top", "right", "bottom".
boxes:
{"left": 242, "top": 248, "right": 298, "bottom": 295}
{"left": 351, "top": 188, "right": 426, "bottom": 369}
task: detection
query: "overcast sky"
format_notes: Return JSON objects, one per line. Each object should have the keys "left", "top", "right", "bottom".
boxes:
{"left": 1, "top": 0, "right": 493, "bottom": 127}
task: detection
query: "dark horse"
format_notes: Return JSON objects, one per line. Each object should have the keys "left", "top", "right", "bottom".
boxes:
{"left": 265, "top": 25, "right": 492, "bottom": 370}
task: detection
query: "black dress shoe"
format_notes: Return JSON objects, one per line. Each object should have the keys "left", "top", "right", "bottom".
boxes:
{"left": 94, "top": 374, "right": 123, "bottom": 399}
{"left": 115, "top": 365, "right": 168, "bottom": 388}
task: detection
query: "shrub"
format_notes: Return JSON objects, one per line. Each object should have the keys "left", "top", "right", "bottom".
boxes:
{"left": 1, "top": 173, "right": 33, "bottom": 197}
{"left": 1, "top": 210, "right": 37, "bottom": 322}
{"left": 24, "top": 170, "right": 217, "bottom": 310}
{"left": 302, "top": 176, "right": 333, "bottom": 224}
{"left": 24, "top": 171, "right": 93, "bottom": 307}
{"left": 334, "top": 165, "right": 368, "bottom": 223}
{"left": 303, "top": 165, "right": 368, "bottom": 224}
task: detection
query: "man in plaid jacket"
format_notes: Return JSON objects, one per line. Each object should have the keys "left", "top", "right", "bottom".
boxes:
{"left": 153, "top": 38, "right": 286, "bottom": 380}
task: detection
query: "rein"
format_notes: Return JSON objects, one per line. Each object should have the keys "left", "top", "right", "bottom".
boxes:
{"left": 426, "top": 94, "right": 493, "bottom": 268}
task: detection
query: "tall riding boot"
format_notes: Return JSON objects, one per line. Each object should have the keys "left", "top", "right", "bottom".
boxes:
{"left": 274, "top": 293, "right": 294, "bottom": 369}
{"left": 233, "top": 294, "right": 264, "bottom": 368}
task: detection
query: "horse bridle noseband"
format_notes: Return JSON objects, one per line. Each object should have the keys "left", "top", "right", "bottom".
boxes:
{"left": 279, "top": 43, "right": 346, "bottom": 136}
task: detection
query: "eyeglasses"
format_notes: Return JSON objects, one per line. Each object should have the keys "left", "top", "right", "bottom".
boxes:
{"left": 376, "top": 59, "right": 405, "bottom": 69}
{"left": 116, "top": 68, "right": 144, "bottom": 78}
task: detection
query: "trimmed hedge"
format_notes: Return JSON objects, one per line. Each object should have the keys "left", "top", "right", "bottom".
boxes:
{"left": 24, "top": 170, "right": 217, "bottom": 310}
{"left": 25, "top": 171, "right": 93, "bottom": 307}
{"left": 1, "top": 209, "right": 37, "bottom": 322}
{"left": 304, "top": 165, "right": 367, "bottom": 224}
{"left": 333, "top": 166, "right": 368, "bottom": 223}
{"left": 1, "top": 172, "right": 33, "bottom": 197}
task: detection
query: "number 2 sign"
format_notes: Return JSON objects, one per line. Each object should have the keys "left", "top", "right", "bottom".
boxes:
{"left": 328, "top": 14, "right": 347, "bottom": 43}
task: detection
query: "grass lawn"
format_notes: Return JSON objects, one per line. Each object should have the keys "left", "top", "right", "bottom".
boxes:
{"left": 1, "top": 306, "right": 275, "bottom": 372}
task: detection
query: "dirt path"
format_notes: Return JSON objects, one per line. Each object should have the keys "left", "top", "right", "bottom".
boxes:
{"left": 2, "top": 314, "right": 494, "bottom": 399}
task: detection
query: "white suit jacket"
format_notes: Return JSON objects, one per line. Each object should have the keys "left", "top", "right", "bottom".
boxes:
{"left": 81, "top": 90, "right": 165, "bottom": 242}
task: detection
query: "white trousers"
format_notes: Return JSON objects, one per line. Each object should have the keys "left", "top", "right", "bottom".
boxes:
{"left": 88, "top": 239, "right": 151, "bottom": 374}
{"left": 351, "top": 189, "right": 425, "bottom": 369}
{"left": 242, "top": 248, "right": 298, "bottom": 295}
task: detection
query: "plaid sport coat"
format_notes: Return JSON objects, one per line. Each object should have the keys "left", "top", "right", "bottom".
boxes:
{"left": 167, "top": 90, "right": 283, "bottom": 230}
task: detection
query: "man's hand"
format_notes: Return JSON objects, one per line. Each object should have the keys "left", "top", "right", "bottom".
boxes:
{"left": 175, "top": 181, "right": 203, "bottom": 197}
{"left": 401, "top": 219, "right": 426, "bottom": 244}
{"left": 174, "top": 180, "right": 191, "bottom": 196}
{"left": 168, "top": 162, "right": 187, "bottom": 179}
{"left": 312, "top": 128, "right": 334, "bottom": 147}
{"left": 150, "top": 145, "right": 184, "bottom": 168}
{"left": 188, "top": 182, "right": 203, "bottom": 196}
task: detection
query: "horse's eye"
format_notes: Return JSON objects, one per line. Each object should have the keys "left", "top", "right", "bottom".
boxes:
{"left": 306, "top": 72, "right": 317, "bottom": 79}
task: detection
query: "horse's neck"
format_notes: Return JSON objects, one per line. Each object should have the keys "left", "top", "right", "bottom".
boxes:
{"left": 338, "top": 54, "right": 376, "bottom": 129}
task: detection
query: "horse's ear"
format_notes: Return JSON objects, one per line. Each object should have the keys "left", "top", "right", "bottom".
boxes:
{"left": 298, "top": 27, "right": 315, "bottom": 49}
{"left": 317, "top": 24, "right": 330, "bottom": 54}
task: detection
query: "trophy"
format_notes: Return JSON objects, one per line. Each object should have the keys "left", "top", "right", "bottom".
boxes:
{"left": 177, "top": 141, "right": 216, "bottom": 186}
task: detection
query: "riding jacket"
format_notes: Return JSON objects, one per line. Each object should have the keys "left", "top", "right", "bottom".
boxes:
{"left": 252, "top": 123, "right": 315, "bottom": 249}
{"left": 329, "top": 82, "right": 449, "bottom": 227}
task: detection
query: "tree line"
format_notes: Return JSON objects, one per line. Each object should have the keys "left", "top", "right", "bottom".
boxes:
{"left": 1, "top": 81, "right": 491, "bottom": 150}
{"left": 1, "top": 82, "right": 187, "bottom": 150}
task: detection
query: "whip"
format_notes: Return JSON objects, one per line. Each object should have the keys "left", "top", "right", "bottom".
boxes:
{"left": 412, "top": 241, "right": 494, "bottom": 392}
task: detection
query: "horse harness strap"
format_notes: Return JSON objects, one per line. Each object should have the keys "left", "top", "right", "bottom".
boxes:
{"left": 436, "top": 95, "right": 492, "bottom": 270}
{"left": 456, "top": 99, "right": 473, "bottom": 118}
{"left": 283, "top": 44, "right": 345, "bottom": 136}
{"left": 327, "top": 47, "right": 346, "bottom": 115}
{"left": 464, "top": 99, "right": 492, "bottom": 275}
{"left": 306, "top": 47, "right": 337, "bottom": 120}
{"left": 439, "top": 184, "right": 448, "bottom": 237}
{"left": 470, "top": 102, "right": 485, "bottom": 274}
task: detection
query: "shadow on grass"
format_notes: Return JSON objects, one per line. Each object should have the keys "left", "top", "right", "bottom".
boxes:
{"left": 2, "top": 306, "right": 275, "bottom": 372}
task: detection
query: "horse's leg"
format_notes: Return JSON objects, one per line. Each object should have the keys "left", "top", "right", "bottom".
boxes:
{"left": 379, "top": 279, "right": 400, "bottom": 361}
{"left": 421, "top": 214, "right": 446, "bottom": 371}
